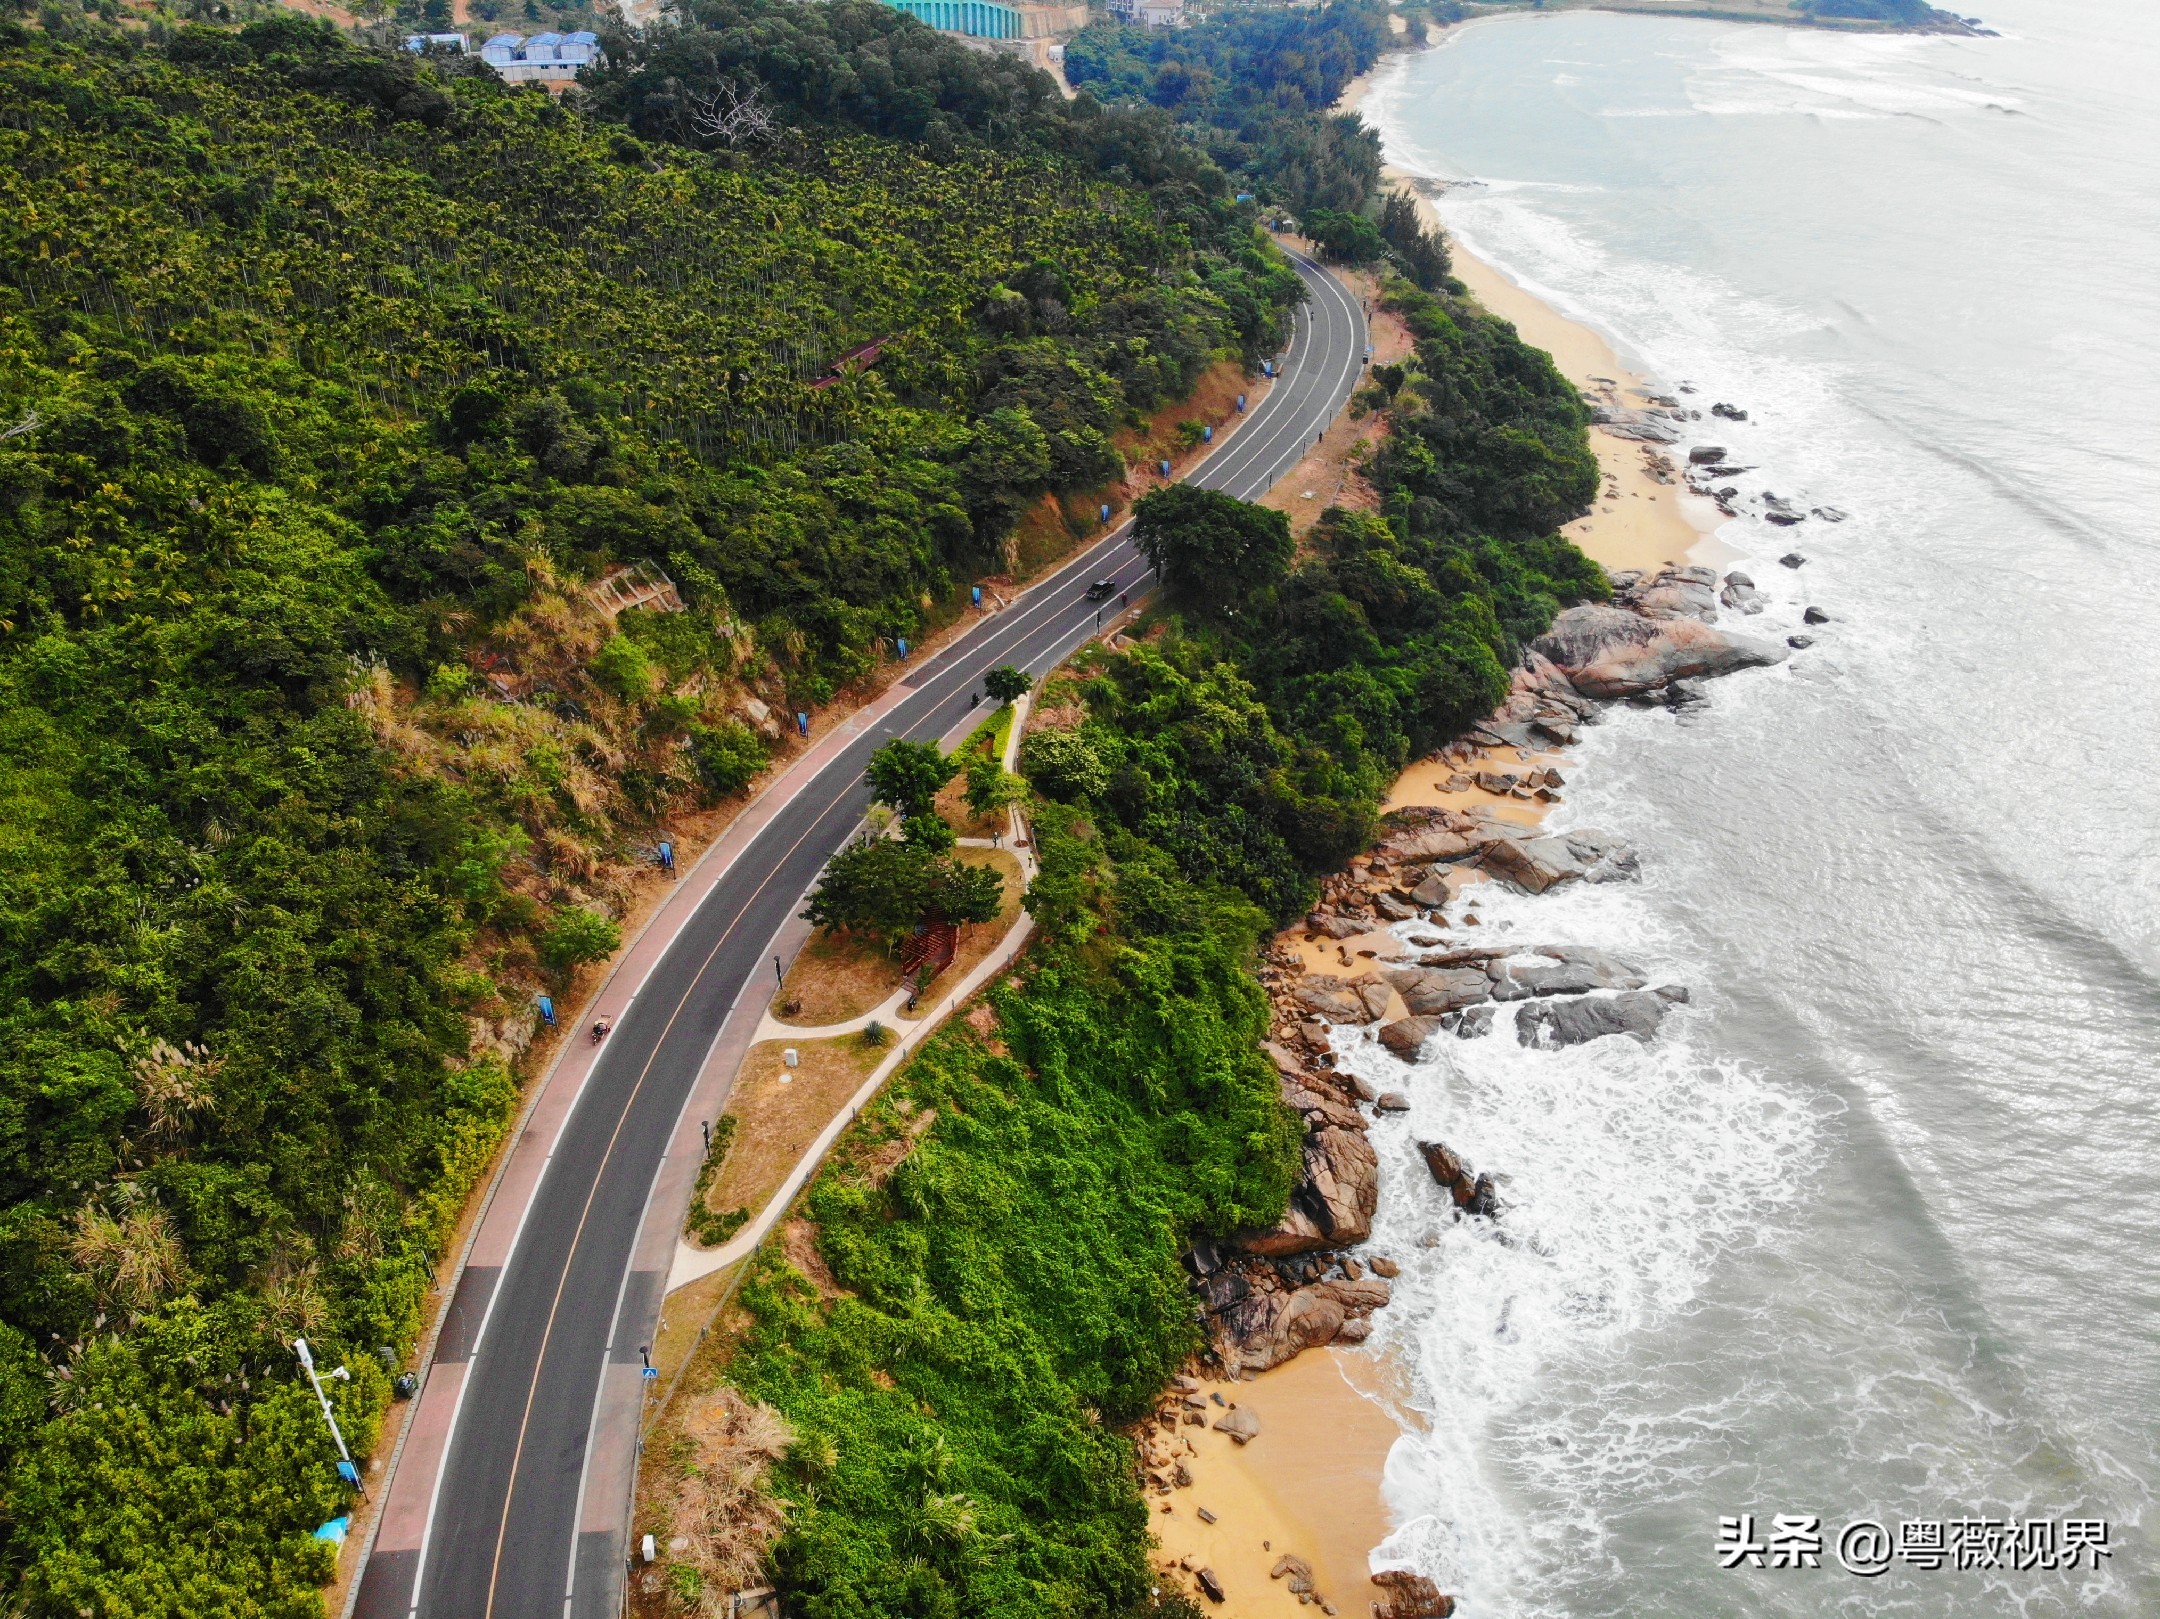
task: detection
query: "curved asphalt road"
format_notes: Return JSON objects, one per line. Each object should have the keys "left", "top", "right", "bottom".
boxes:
{"left": 366, "top": 250, "right": 1366, "bottom": 1619}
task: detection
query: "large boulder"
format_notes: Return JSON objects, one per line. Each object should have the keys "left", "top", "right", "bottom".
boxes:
{"left": 1622, "top": 565, "right": 1720, "bottom": 622}
{"left": 1237, "top": 1127, "right": 1379, "bottom": 1255}
{"left": 1516, "top": 989, "right": 1679, "bottom": 1048}
{"left": 1411, "top": 945, "right": 1511, "bottom": 967}
{"left": 1213, "top": 1407, "right": 1261, "bottom": 1445}
{"left": 1317, "top": 1276, "right": 1392, "bottom": 1313}
{"left": 1293, "top": 975, "right": 1380, "bottom": 1023}
{"left": 1479, "top": 829, "right": 1639, "bottom": 894}
{"left": 1533, "top": 604, "right": 1787, "bottom": 699}
{"left": 1719, "top": 572, "right": 1768, "bottom": 615}
{"left": 1372, "top": 1569, "right": 1456, "bottom": 1619}
{"left": 1384, "top": 964, "right": 1495, "bottom": 1016}
{"left": 1493, "top": 947, "right": 1648, "bottom": 999}
{"left": 1379, "top": 1015, "right": 1442, "bottom": 1060}
{"left": 1213, "top": 1287, "right": 1340, "bottom": 1373}
{"left": 1278, "top": 1076, "right": 1368, "bottom": 1133}
{"left": 1212, "top": 1276, "right": 1392, "bottom": 1374}
{"left": 1417, "top": 1140, "right": 1478, "bottom": 1209}
{"left": 1387, "top": 826, "right": 1485, "bottom": 864}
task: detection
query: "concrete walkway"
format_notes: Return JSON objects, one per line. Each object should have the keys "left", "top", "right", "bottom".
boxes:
{"left": 667, "top": 696, "right": 1036, "bottom": 1291}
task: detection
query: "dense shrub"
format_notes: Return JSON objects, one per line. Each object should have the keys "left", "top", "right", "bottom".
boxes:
{"left": 1065, "top": 0, "right": 1390, "bottom": 212}
{"left": 689, "top": 720, "right": 772, "bottom": 797}
{"left": 539, "top": 906, "right": 624, "bottom": 973}
{"left": 0, "top": 13, "right": 1298, "bottom": 1607}
{"left": 725, "top": 888, "right": 1298, "bottom": 1617}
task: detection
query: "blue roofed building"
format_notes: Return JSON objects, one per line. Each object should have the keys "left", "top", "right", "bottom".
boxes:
{"left": 480, "top": 30, "right": 604, "bottom": 88}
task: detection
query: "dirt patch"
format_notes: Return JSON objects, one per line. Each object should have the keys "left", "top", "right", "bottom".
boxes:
{"left": 932, "top": 775, "right": 1008, "bottom": 839}
{"left": 647, "top": 1261, "right": 739, "bottom": 1393}
{"left": 1026, "top": 700, "right": 1085, "bottom": 735}
{"left": 1259, "top": 416, "right": 1383, "bottom": 540}
{"left": 781, "top": 1218, "right": 849, "bottom": 1300}
{"left": 703, "top": 1038, "right": 882, "bottom": 1228}
{"left": 1364, "top": 286, "right": 1417, "bottom": 370}
{"left": 895, "top": 849, "right": 1026, "bottom": 1021}
{"left": 854, "top": 1106, "right": 939, "bottom": 1189}
{"left": 773, "top": 929, "right": 901, "bottom": 1028}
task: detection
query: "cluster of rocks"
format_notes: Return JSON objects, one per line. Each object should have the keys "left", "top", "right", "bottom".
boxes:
{"left": 1585, "top": 381, "right": 1694, "bottom": 444}
{"left": 1185, "top": 1132, "right": 1395, "bottom": 1378}
{"left": 1681, "top": 439, "right": 1847, "bottom": 529}
{"left": 1193, "top": 939, "right": 1688, "bottom": 1377}
{"left": 1537, "top": 578, "right": 1788, "bottom": 701}
{"left": 1594, "top": 560, "right": 1836, "bottom": 666}
{"left": 1301, "top": 804, "right": 1638, "bottom": 937}
{"left": 1372, "top": 1570, "right": 1457, "bottom": 1619}
{"left": 1417, "top": 1140, "right": 1497, "bottom": 1219}
{"left": 1145, "top": 548, "right": 1810, "bottom": 1611}
{"left": 1374, "top": 944, "right": 1687, "bottom": 1058}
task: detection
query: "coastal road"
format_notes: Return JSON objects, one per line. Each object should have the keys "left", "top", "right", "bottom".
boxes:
{"left": 353, "top": 249, "right": 1366, "bottom": 1619}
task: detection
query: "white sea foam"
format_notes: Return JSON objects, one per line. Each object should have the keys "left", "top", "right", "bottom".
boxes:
{"left": 1327, "top": 778, "right": 1816, "bottom": 1614}
{"left": 1349, "top": 6, "right": 2160, "bottom": 1613}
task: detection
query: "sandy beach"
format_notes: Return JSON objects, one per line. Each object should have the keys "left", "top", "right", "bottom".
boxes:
{"left": 1147, "top": 47, "right": 1736, "bottom": 1613}
{"left": 1341, "top": 48, "right": 1727, "bottom": 579}
{"left": 1142, "top": 1352, "right": 1409, "bottom": 1617}
{"left": 1411, "top": 195, "right": 1729, "bottom": 577}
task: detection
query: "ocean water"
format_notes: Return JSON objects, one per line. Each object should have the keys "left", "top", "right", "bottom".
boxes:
{"left": 1345, "top": 6, "right": 2160, "bottom": 1615}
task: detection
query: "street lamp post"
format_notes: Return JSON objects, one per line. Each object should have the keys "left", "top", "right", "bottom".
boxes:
{"left": 294, "top": 1338, "right": 364, "bottom": 1493}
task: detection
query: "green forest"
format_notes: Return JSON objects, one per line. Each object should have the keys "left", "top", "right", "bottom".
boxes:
{"left": 669, "top": 190, "right": 1604, "bottom": 1619}
{"left": 1066, "top": 0, "right": 1392, "bottom": 213}
{"left": 0, "top": 3, "right": 1303, "bottom": 1609}
{"left": 0, "top": 0, "right": 1603, "bottom": 1611}
{"left": 682, "top": 267, "right": 1602, "bottom": 1613}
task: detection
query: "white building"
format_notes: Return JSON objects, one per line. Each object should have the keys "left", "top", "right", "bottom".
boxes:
{"left": 1107, "top": 0, "right": 1185, "bottom": 23}
{"left": 480, "top": 31, "right": 604, "bottom": 86}
{"left": 402, "top": 32, "right": 471, "bottom": 53}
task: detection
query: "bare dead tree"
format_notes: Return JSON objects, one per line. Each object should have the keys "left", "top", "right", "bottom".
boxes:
{"left": 689, "top": 79, "right": 778, "bottom": 149}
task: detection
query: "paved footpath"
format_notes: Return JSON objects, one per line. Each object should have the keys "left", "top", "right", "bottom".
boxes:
{"left": 349, "top": 250, "right": 1367, "bottom": 1619}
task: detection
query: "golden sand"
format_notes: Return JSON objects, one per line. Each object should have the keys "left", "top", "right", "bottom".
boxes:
{"left": 1420, "top": 194, "right": 1730, "bottom": 577}
{"left": 1145, "top": 1351, "right": 1409, "bottom": 1617}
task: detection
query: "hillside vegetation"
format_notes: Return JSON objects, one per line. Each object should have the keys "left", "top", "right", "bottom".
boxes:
{"left": 0, "top": 8, "right": 1298, "bottom": 1610}
{"left": 649, "top": 283, "right": 1604, "bottom": 1617}
{"left": 1065, "top": 0, "right": 1391, "bottom": 213}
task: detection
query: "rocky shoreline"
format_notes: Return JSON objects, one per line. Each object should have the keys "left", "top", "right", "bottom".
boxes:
{"left": 1144, "top": 558, "right": 1796, "bottom": 1614}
